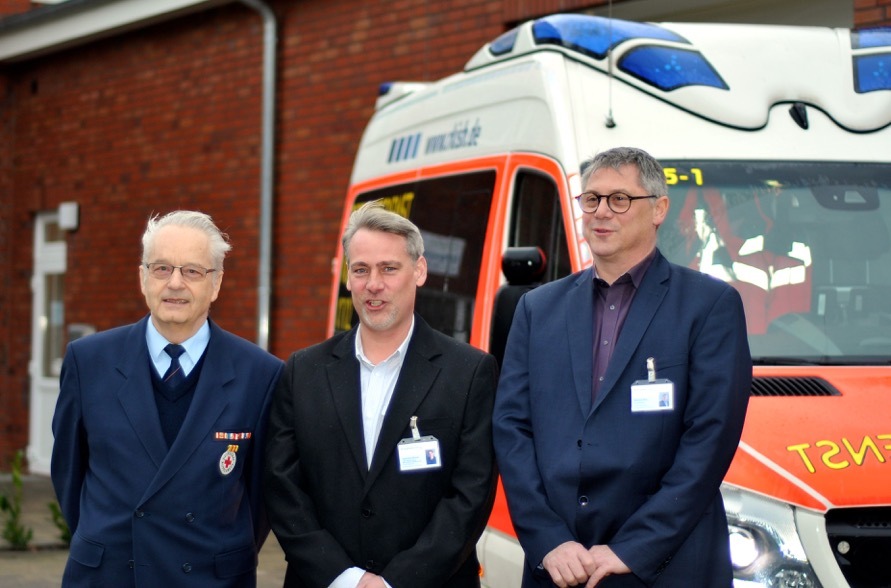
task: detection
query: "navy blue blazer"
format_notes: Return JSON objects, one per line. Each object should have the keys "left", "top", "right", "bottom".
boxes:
{"left": 493, "top": 251, "right": 751, "bottom": 587}
{"left": 51, "top": 316, "right": 284, "bottom": 587}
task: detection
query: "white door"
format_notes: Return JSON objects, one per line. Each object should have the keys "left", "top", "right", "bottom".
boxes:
{"left": 28, "top": 213, "right": 67, "bottom": 475}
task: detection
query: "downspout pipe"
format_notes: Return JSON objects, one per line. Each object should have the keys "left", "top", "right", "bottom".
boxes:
{"left": 239, "top": 0, "right": 276, "bottom": 350}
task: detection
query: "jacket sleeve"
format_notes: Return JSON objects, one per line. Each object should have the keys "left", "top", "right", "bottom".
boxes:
{"left": 51, "top": 343, "right": 88, "bottom": 534}
{"left": 263, "top": 356, "right": 358, "bottom": 586}
{"left": 244, "top": 354, "right": 284, "bottom": 548}
{"left": 492, "top": 293, "right": 580, "bottom": 570}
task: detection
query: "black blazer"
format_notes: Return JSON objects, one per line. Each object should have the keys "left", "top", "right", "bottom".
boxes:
{"left": 264, "top": 315, "right": 499, "bottom": 588}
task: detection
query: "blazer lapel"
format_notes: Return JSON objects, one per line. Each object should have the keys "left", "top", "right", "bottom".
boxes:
{"left": 116, "top": 317, "right": 168, "bottom": 469}
{"left": 328, "top": 330, "right": 369, "bottom": 479}
{"left": 566, "top": 269, "right": 596, "bottom": 416}
{"left": 141, "top": 320, "right": 232, "bottom": 503}
{"left": 594, "top": 253, "right": 670, "bottom": 412}
{"left": 365, "top": 318, "right": 440, "bottom": 492}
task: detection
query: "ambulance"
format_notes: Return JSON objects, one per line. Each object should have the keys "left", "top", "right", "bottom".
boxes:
{"left": 328, "top": 13, "right": 891, "bottom": 588}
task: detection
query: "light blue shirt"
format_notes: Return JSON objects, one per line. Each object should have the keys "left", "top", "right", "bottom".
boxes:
{"left": 146, "top": 318, "right": 210, "bottom": 379}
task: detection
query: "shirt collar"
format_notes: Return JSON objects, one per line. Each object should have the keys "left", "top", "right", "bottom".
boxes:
{"left": 593, "top": 248, "right": 657, "bottom": 288}
{"left": 355, "top": 316, "right": 415, "bottom": 368}
{"left": 146, "top": 317, "right": 210, "bottom": 369}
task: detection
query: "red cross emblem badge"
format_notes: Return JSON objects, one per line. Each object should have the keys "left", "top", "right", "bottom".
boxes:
{"left": 219, "top": 445, "right": 238, "bottom": 476}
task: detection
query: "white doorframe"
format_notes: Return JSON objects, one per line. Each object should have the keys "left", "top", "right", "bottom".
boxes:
{"left": 28, "top": 213, "right": 67, "bottom": 475}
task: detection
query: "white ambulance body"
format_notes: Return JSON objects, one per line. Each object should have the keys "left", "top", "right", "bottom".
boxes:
{"left": 332, "top": 14, "right": 891, "bottom": 588}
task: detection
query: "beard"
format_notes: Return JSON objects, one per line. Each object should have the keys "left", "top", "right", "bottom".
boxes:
{"left": 357, "top": 303, "right": 399, "bottom": 332}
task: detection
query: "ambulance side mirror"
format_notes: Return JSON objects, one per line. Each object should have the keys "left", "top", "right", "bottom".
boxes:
{"left": 501, "top": 247, "right": 546, "bottom": 286}
{"left": 490, "top": 247, "right": 547, "bottom": 366}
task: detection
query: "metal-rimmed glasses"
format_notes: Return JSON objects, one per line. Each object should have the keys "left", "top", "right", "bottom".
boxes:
{"left": 144, "top": 263, "right": 217, "bottom": 282}
{"left": 575, "top": 192, "right": 658, "bottom": 214}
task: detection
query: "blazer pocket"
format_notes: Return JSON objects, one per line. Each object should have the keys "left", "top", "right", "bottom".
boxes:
{"left": 410, "top": 416, "right": 453, "bottom": 438}
{"left": 214, "top": 544, "right": 257, "bottom": 579}
{"left": 69, "top": 532, "right": 105, "bottom": 568}
{"left": 653, "top": 352, "right": 687, "bottom": 370}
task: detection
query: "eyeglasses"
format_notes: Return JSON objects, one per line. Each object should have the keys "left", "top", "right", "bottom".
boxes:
{"left": 575, "top": 192, "right": 658, "bottom": 214}
{"left": 144, "top": 263, "right": 217, "bottom": 282}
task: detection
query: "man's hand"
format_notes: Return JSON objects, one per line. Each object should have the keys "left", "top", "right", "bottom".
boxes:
{"left": 356, "top": 572, "right": 388, "bottom": 588}
{"left": 542, "top": 541, "right": 597, "bottom": 587}
{"left": 584, "top": 545, "right": 631, "bottom": 588}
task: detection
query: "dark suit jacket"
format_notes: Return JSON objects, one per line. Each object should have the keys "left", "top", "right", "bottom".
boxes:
{"left": 263, "top": 315, "right": 498, "bottom": 588}
{"left": 493, "top": 251, "right": 751, "bottom": 587}
{"left": 51, "top": 316, "right": 284, "bottom": 588}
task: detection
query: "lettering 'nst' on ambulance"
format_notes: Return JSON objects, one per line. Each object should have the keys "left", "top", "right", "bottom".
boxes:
{"left": 329, "top": 13, "right": 891, "bottom": 588}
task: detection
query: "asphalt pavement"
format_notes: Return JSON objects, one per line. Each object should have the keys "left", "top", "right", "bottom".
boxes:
{"left": 0, "top": 473, "right": 287, "bottom": 587}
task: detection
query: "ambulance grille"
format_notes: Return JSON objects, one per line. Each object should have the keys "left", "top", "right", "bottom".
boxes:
{"left": 825, "top": 507, "right": 891, "bottom": 588}
{"left": 750, "top": 376, "right": 840, "bottom": 397}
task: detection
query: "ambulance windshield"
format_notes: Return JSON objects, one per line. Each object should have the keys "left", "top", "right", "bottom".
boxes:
{"left": 657, "top": 161, "right": 891, "bottom": 365}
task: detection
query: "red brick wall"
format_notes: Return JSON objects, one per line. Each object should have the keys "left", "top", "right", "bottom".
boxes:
{"left": 855, "top": 0, "right": 891, "bottom": 26}
{"left": 0, "top": 71, "right": 22, "bottom": 467}
{"left": 0, "top": 0, "right": 31, "bottom": 18}
{"left": 10, "top": 4, "right": 266, "bottom": 334}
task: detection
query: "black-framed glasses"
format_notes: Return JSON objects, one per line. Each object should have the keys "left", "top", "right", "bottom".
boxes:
{"left": 575, "top": 192, "right": 658, "bottom": 214}
{"left": 144, "top": 262, "right": 217, "bottom": 282}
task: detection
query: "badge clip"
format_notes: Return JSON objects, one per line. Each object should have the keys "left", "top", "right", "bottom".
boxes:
{"left": 647, "top": 357, "right": 656, "bottom": 382}
{"left": 410, "top": 415, "right": 422, "bottom": 441}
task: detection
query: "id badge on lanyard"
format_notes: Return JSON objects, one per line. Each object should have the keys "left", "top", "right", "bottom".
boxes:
{"left": 397, "top": 416, "right": 442, "bottom": 472}
{"left": 631, "top": 357, "right": 674, "bottom": 412}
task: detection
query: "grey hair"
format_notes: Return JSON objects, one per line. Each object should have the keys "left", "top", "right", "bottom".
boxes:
{"left": 342, "top": 200, "right": 424, "bottom": 262}
{"left": 579, "top": 146, "right": 668, "bottom": 198}
{"left": 141, "top": 210, "right": 232, "bottom": 270}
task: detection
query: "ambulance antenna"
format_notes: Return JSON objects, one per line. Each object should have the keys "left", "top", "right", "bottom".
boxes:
{"left": 605, "top": 0, "right": 616, "bottom": 128}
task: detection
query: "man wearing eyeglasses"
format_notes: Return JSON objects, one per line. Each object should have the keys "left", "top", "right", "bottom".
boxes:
{"left": 51, "top": 210, "right": 284, "bottom": 587}
{"left": 493, "top": 147, "right": 751, "bottom": 587}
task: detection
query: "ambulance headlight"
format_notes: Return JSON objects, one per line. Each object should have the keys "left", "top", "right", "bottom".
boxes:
{"left": 721, "top": 485, "right": 823, "bottom": 588}
{"left": 728, "top": 525, "right": 760, "bottom": 568}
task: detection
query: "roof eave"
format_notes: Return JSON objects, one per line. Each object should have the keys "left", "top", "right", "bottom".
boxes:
{"left": 0, "top": 0, "right": 234, "bottom": 63}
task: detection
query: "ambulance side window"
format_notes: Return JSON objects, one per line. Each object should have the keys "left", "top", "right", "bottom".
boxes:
{"left": 509, "top": 171, "right": 572, "bottom": 283}
{"left": 336, "top": 172, "right": 496, "bottom": 341}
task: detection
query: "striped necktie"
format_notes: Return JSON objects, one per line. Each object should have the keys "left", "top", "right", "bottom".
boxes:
{"left": 163, "top": 344, "right": 186, "bottom": 390}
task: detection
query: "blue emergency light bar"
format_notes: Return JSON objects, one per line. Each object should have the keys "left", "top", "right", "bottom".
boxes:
{"left": 851, "top": 27, "right": 891, "bottom": 93}
{"left": 853, "top": 53, "right": 891, "bottom": 93}
{"left": 531, "top": 14, "right": 687, "bottom": 60}
{"left": 852, "top": 27, "right": 891, "bottom": 49}
{"left": 618, "top": 46, "right": 728, "bottom": 91}
{"left": 489, "top": 28, "right": 519, "bottom": 56}
{"left": 490, "top": 14, "right": 728, "bottom": 92}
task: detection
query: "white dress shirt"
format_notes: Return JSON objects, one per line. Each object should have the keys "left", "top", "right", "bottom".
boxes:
{"left": 355, "top": 319, "right": 414, "bottom": 469}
